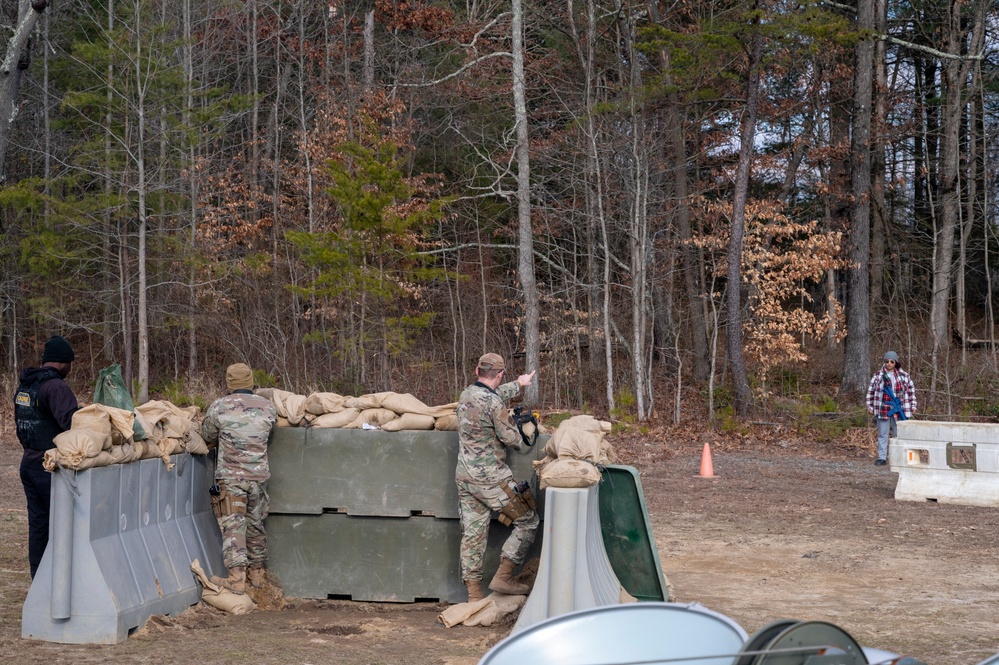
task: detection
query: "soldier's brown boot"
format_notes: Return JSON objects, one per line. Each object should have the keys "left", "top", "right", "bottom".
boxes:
{"left": 247, "top": 564, "right": 266, "bottom": 588}
{"left": 464, "top": 579, "right": 484, "bottom": 603}
{"left": 210, "top": 566, "right": 246, "bottom": 595}
{"left": 488, "top": 557, "right": 530, "bottom": 596}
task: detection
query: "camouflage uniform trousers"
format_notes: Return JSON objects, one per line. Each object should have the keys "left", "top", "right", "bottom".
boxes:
{"left": 218, "top": 479, "right": 269, "bottom": 570}
{"left": 456, "top": 479, "right": 538, "bottom": 582}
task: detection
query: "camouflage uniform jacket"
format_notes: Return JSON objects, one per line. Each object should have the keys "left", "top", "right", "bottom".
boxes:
{"left": 455, "top": 381, "right": 523, "bottom": 485}
{"left": 202, "top": 389, "right": 277, "bottom": 483}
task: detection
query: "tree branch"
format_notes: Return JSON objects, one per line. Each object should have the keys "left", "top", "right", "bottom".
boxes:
{"left": 395, "top": 51, "right": 512, "bottom": 88}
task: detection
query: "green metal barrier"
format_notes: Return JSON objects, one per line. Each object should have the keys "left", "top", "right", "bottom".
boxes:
{"left": 265, "top": 427, "right": 544, "bottom": 602}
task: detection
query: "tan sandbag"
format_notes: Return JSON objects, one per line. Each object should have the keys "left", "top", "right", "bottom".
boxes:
{"left": 438, "top": 593, "right": 527, "bottom": 628}
{"left": 134, "top": 411, "right": 155, "bottom": 442}
{"left": 158, "top": 438, "right": 184, "bottom": 456}
{"left": 276, "top": 416, "right": 292, "bottom": 428}
{"left": 347, "top": 408, "right": 399, "bottom": 429}
{"left": 47, "top": 447, "right": 115, "bottom": 471}
{"left": 379, "top": 393, "right": 458, "bottom": 418}
{"left": 463, "top": 592, "right": 527, "bottom": 626}
{"left": 546, "top": 415, "right": 613, "bottom": 464}
{"left": 304, "top": 392, "right": 347, "bottom": 415}
{"left": 72, "top": 450, "right": 117, "bottom": 470}
{"left": 71, "top": 404, "right": 113, "bottom": 436}
{"left": 104, "top": 405, "right": 138, "bottom": 441}
{"left": 540, "top": 458, "right": 602, "bottom": 489}
{"left": 254, "top": 388, "right": 275, "bottom": 401}
{"left": 42, "top": 449, "right": 62, "bottom": 472}
{"left": 268, "top": 390, "right": 307, "bottom": 425}
{"left": 434, "top": 414, "right": 458, "bottom": 431}
{"left": 141, "top": 440, "right": 167, "bottom": 460}
{"left": 110, "top": 443, "right": 141, "bottom": 464}
{"left": 311, "top": 408, "right": 360, "bottom": 429}
{"left": 54, "top": 429, "right": 111, "bottom": 460}
{"left": 135, "top": 401, "right": 173, "bottom": 443}
{"left": 162, "top": 414, "right": 190, "bottom": 439}
{"left": 344, "top": 392, "right": 395, "bottom": 410}
{"left": 381, "top": 413, "right": 436, "bottom": 431}
{"left": 191, "top": 559, "right": 256, "bottom": 615}
{"left": 185, "top": 428, "right": 209, "bottom": 455}
{"left": 179, "top": 405, "right": 200, "bottom": 420}
{"left": 531, "top": 454, "right": 555, "bottom": 473}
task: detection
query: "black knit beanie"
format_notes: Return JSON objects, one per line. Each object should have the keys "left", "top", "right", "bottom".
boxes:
{"left": 42, "top": 336, "right": 75, "bottom": 363}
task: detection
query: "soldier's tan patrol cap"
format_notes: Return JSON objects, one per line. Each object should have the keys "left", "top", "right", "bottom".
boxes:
{"left": 477, "top": 353, "right": 505, "bottom": 371}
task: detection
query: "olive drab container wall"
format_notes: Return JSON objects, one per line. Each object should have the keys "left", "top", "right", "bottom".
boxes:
{"left": 22, "top": 454, "right": 224, "bottom": 644}
{"left": 265, "top": 427, "right": 547, "bottom": 603}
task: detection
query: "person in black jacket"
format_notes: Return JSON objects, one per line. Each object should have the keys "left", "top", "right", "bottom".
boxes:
{"left": 14, "top": 336, "right": 79, "bottom": 578}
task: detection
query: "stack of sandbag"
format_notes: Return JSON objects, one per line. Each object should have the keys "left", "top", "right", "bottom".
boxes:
{"left": 42, "top": 400, "right": 208, "bottom": 472}
{"left": 257, "top": 389, "right": 458, "bottom": 431}
{"left": 533, "top": 415, "right": 616, "bottom": 489}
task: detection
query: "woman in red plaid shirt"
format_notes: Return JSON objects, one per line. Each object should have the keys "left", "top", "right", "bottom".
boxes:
{"left": 865, "top": 351, "right": 917, "bottom": 466}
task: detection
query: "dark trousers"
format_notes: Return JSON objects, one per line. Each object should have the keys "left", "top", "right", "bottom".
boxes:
{"left": 20, "top": 461, "right": 51, "bottom": 579}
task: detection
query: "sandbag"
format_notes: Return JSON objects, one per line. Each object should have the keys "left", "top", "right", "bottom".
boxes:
{"left": 434, "top": 414, "right": 458, "bottom": 431}
{"left": 185, "top": 428, "right": 209, "bottom": 455}
{"left": 110, "top": 443, "right": 141, "bottom": 464}
{"left": 311, "top": 408, "right": 360, "bottom": 429}
{"left": 276, "top": 416, "right": 292, "bottom": 428}
{"left": 379, "top": 393, "right": 458, "bottom": 418}
{"left": 71, "top": 450, "right": 117, "bottom": 470}
{"left": 546, "top": 415, "right": 613, "bottom": 464}
{"left": 54, "top": 429, "right": 111, "bottom": 460}
{"left": 267, "top": 389, "right": 307, "bottom": 425}
{"left": 71, "top": 404, "right": 113, "bottom": 436}
{"left": 346, "top": 408, "right": 398, "bottom": 429}
{"left": 381, "top": 413, "right": 436, "bottom": 432}
{"left": 438, "top": 593, "right": 527, "bottom": 628}
{"left": 191, "top": 560, "right": 255, "bottom": 615}
{"left": 158, "top": 438, "right": 184, "bottom": 456}
{"left": 540, "top": 458, "right": 602, "bottom": 489}
{"left": 304, "top": 392, "right": 347, "bottom": 415}
{"left": 344, "top": 392, "right": 395, "bottom": 410}
{"left": 93, "top": 364, "right": 145, "bottom": 440}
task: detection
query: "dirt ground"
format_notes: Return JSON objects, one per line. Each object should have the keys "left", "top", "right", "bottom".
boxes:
{"left": 1, "top": 426, "right": 997, "bottom": 665}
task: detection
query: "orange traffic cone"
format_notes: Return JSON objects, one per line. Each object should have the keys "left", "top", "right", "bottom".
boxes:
{"left": 698, "top": 442, "right": 715, "bottom": 478}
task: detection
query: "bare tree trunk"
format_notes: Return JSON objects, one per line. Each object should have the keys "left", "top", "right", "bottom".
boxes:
{"left": 363, "top": 9, "right": 375, "bottom": 93}
{"left": 184, "top": 0, "right": 197, "bottom": 377}
{"left": 930, "top": 0, "right": 986, "bottom": 391}
{"left": 870, "top": 0, "right": 888, "bottom": 311}
{"left": 726, "top": 30, "right": 763, "bottom": 417}
{"left": 0, "top": 0, "right": 48, "bottom": 183}
{"left": 841, "top": 0, "right": 875, "bottom": 399}
{"left": 512, "top": 0, "right": 540, "bottom": 404}
{"left": 135, "top": 10, "right": 149, "bottom": 404}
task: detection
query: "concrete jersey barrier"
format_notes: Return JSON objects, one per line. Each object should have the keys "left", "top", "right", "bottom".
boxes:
{"left": 891, "top": 420, "right": 999, "bottom": 506}
{"left": 22, "top": 453, "right": 224, "bottom": 644}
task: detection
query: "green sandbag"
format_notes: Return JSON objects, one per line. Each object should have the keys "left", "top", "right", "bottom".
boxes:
{"left": 94, "top": 364, "right": 146, "bottom": 440}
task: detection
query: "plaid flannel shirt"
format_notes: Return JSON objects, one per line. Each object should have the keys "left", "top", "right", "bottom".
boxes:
{"left": 866, "top": 367, "right": 916, "bottom": 420}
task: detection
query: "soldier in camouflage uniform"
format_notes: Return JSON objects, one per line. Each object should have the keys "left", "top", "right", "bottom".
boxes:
{"left": 202, "top": 363, "right": 276, "bottom": 594}
{"left": 456, "top": 353, "right": 538, "bottom": 602}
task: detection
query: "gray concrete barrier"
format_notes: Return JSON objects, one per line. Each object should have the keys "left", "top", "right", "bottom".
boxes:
{"left": 22, "top": 454, "right": 224, "bottom": 644}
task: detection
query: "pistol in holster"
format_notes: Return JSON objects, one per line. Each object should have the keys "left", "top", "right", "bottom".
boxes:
{"left": 498, "top": 480, "right": 537, "bottom": 527}
{"left": 210, "top": 479, "right": 243, "bottom": 518}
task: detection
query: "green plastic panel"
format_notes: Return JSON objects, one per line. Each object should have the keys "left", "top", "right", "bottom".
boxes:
{"left": 599, "top": 465, "right": 669, "bottom": 602}
{"left": 267, "top": 427, "right": 546, "bottom": 517}
{"left": 266, "top": 513, "right": 534, "bottom": 603}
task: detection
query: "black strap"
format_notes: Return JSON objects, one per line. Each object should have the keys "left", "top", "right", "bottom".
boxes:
{"left": 511, "top": 406, "right": 539, "bottom": 447}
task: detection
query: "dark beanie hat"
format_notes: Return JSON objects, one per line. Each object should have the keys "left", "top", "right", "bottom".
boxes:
{"left": 42, "top": 336, "right": 75, "bottom": 363}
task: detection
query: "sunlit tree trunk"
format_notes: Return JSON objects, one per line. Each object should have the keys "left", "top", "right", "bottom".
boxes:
{"left": 726, "top": 30, "right": 762, "bottom": 417}
{"left": 512, "top": 0, "right": 540, "bottom": 404}
{"left": 841, "top": 0, "right": 875, "bottom": 399}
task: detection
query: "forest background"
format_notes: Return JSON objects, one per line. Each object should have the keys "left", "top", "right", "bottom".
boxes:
{"left": 0, "top": 0, "right": 997, "bottom": 428}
